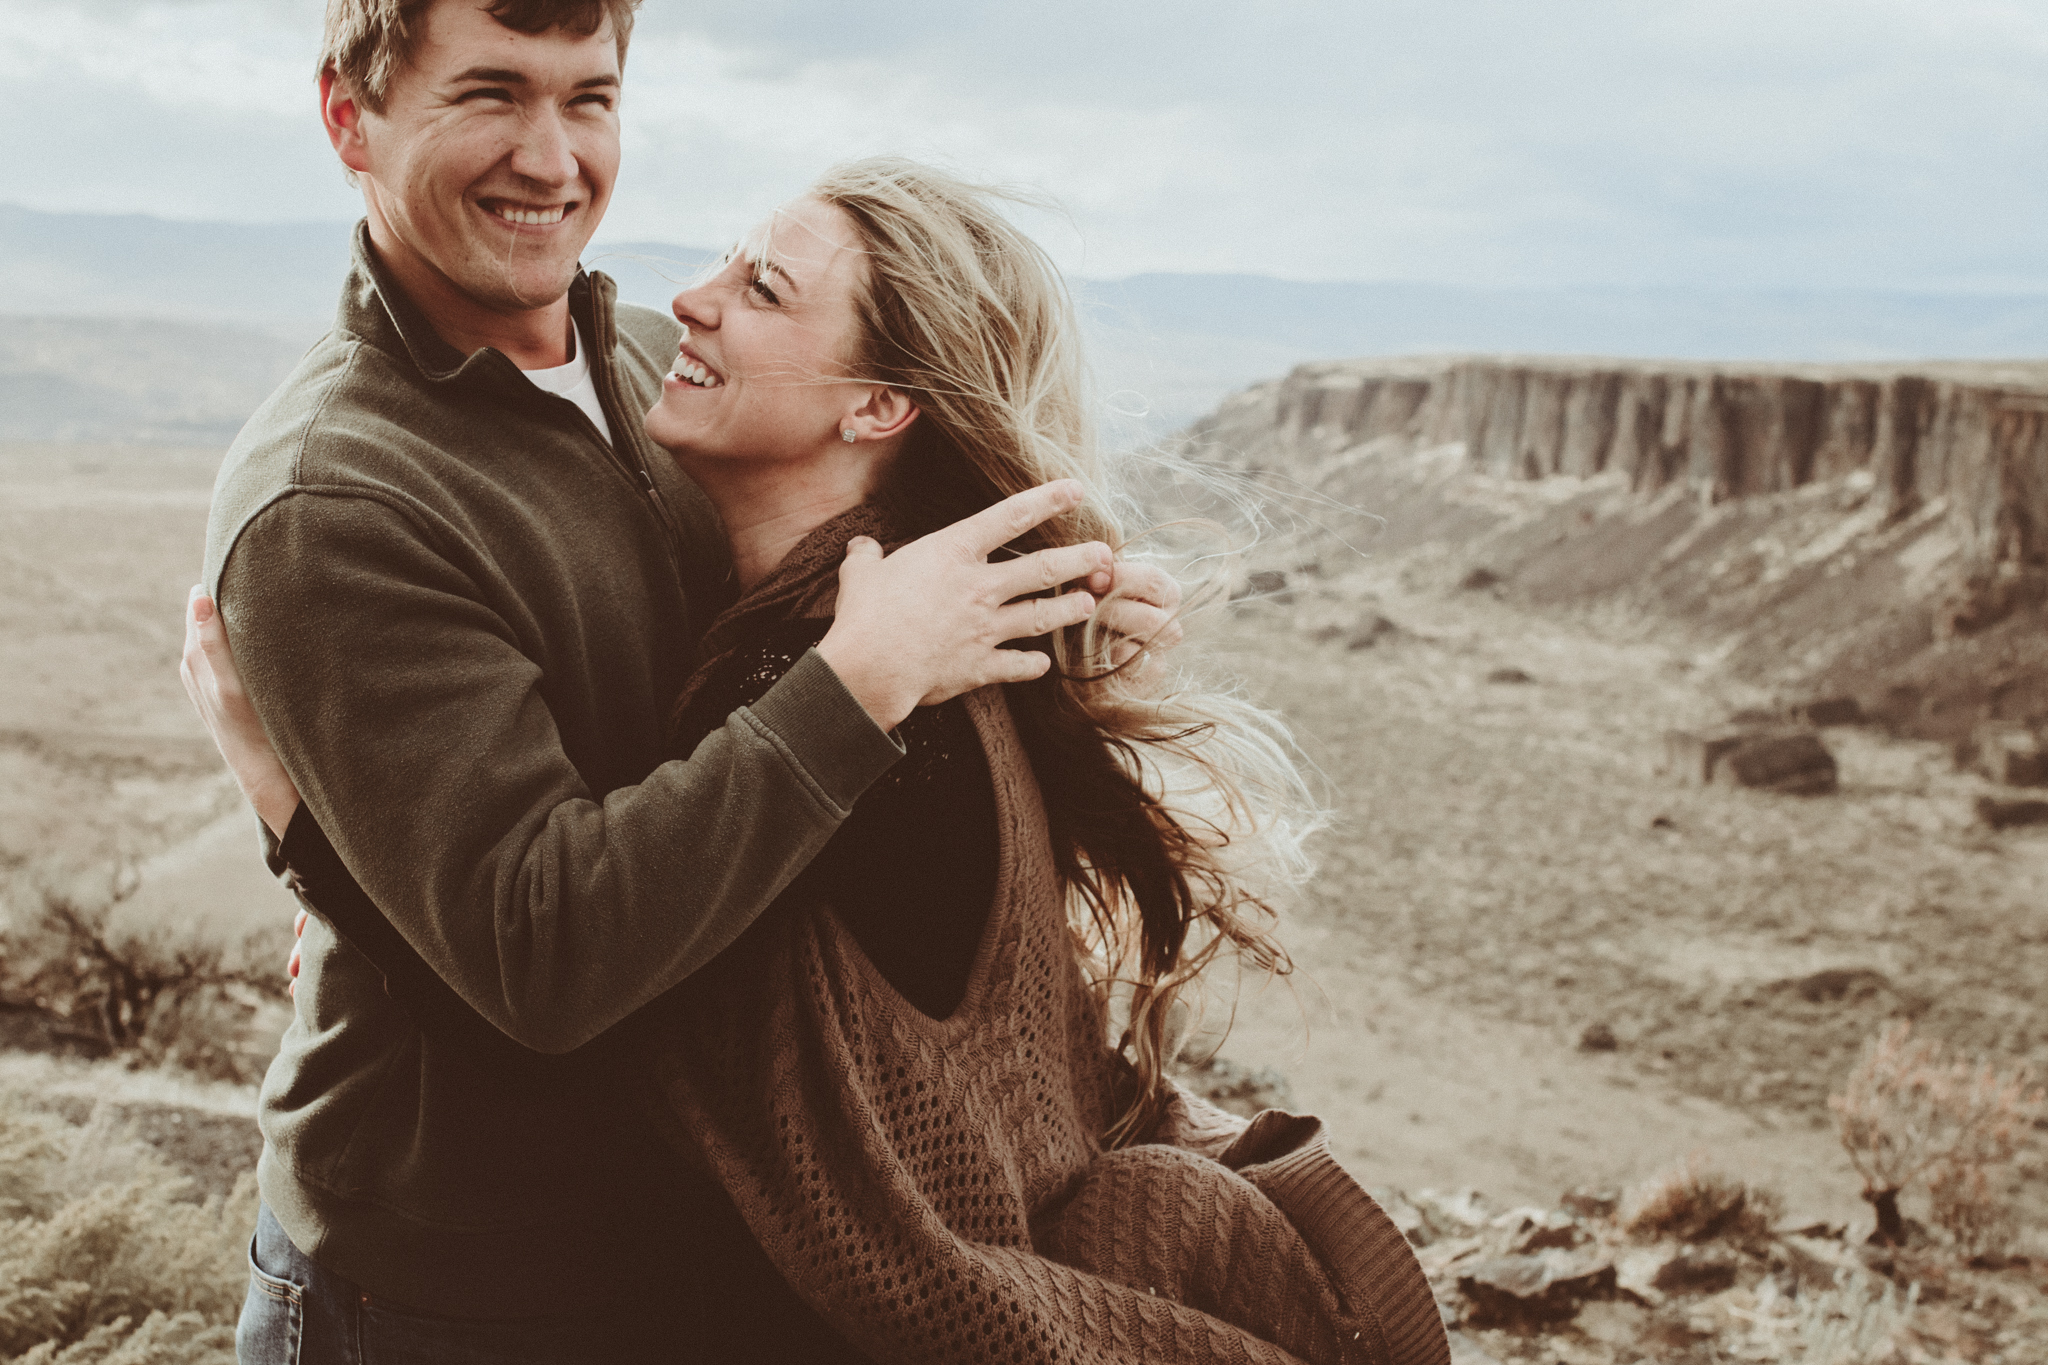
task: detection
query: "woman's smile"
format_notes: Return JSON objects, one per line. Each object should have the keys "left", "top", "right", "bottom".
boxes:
{"left": 665, "top": 340, "right": 724, "bottom": 389}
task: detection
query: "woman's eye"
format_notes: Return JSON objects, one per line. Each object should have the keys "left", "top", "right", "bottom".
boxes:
{"left": 750, "top": 277, "right": 780, "bottom": 304}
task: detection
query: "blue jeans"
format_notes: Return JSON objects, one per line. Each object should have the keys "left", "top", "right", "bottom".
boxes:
{"left": 237, "top": 1203, "right": 865, "bottom": 1364}
{"left": 237, "top": 1204, "right": 687, "bottom": 1365}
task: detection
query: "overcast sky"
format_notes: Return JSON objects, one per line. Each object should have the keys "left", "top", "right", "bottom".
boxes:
{"left": 8, "top": 0, "right": 2048, "bottom": 291}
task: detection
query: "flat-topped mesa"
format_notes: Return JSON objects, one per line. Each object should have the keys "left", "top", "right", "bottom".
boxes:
{"left": 1185, "top": 356, "right": 2048, "bottom": 574}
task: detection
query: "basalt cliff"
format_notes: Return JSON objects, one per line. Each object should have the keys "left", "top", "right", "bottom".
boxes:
{"left": 1180, "top": 356, "right": 2048, "bottom": 738}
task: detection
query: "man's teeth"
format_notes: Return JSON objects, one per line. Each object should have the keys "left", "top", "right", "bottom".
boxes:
{"left": 494, "top": 205, "right": 565, "bottom": 226}
{"left": 670, "top": 358, "right": 722, "bottom": 388}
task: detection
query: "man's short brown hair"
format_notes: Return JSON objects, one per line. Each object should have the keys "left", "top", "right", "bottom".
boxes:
{"left": 321, "top": 0, "right": 642, "bottom": 112}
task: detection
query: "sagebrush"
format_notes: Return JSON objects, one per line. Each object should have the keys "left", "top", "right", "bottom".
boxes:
{"left": 0, "top": 1088, "right": 252, "bottom": 1365}
{"left": 1830, "top": 1019, "right": 2043, "bottom": 1252}
{"left": 0, "top": 873, "right": 285, "bottom": 1085}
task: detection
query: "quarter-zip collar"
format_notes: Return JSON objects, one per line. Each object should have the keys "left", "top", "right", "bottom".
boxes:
{"left": 334, "top": 220, "right": 686, "bottom": 565}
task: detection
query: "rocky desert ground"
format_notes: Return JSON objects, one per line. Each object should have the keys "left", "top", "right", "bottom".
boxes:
{"left": 3, "top": 359, "right": 2046, "bottom": 1363}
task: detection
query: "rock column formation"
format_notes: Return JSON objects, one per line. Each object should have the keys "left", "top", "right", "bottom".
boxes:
{"left": 1191, "top": 357, "right": 2048, "bottom": 576}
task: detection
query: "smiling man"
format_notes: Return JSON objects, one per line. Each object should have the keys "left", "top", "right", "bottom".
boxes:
{"left": 198, "top": 1, "right": 1170, "bottom": 1361}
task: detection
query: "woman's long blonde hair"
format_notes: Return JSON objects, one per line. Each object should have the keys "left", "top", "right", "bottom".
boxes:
{"left": 804, "top": 156, "right": 1321, "bottom": 1144}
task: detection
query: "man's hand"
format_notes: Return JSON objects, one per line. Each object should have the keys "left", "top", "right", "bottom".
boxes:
{"left": 181, "top": 586, "right": 303, "bottom": 839}
{"left": 817, "top": 481, "right": 1111, "bottom": 731}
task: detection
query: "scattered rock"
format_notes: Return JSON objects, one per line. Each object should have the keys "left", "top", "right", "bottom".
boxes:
{"left": 1308, "top": 623, "right": 1345, "bottom": 644}
{"left": 1972, "top": 721, "right": 2048, "bottom": 787}
{"left": 1413, "top": 1188, "right": 1494, "bottom": 1242}
{"left": 1791, "top": 695, "right": 1864, "bottom": 727}
{"left": 1649, "top": 1245, "right": 1741, "bottom": 1295}
{"left": 1484, "top": 667, "right": 1535, "bottom": 685}
{"left": 1243, "top": 569, "right": 1288, "bottom": 597}
{"left": 1459, "top": 567, "right": 1502, "bottom": 591}
{"left": 1577, "top": 1022, "right": 1619, "bottom": 1053}
{"left": 1647, "top": 814, "right": 1677, "bottom": 831}
{"left": 1976, "top": 795, "right": 2048, "bottom": 830}
{"left": 1777, "top": 1233, "right": 1858, "bottom": 1294}
{"left": 1559, "top": 1188, "right": 1621, "bottom": 1221}
{"left": 1613, "top": 1246, "right": 1671, "bottom": 1307}
{"left": 1347, "top": 614, "right": 1401, "bottom": 650}
{"left": 1788, "top": 966, "right": 1892, "bottom": 1005}
{"left": 1443, "top": 1330, "right": 1503, "bottom": 1365}
{"left": 1457, "top": 1249, "right": 1616, "bottom": 1326}
{"left": 1371, "top": 1187, "right": 1429, "bottom": 1246}
{"left": 1172, "top": 1054, "right": 1295, "bottom": 1118}
{"left": 1492, "top": 1207, "right": 1584, "bottom": 1253}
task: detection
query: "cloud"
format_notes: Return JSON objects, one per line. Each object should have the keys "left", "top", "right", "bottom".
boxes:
{"left": 11, "top": 0, "right": 2048, "bottom": 290}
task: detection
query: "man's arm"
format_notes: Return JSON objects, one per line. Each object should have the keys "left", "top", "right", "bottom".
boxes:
{"left": 215, "top": 482, "right": 1107, "bottom": 1055}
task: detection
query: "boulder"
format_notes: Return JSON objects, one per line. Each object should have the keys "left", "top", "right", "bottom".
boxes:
{"left": 1457, "top": 1249, "right": 1616, "bottom": 1326}
{"left": 1976, "top": 795, "right": 2048, "bottom": 830}
{"left": 1459, "top": 567, "right": 1502, "bottom": 591}
{"left": 1971, "top": 721, "right": 2048, "bottom": 787}
{"left": 1664, "top": 724, "right": 1836, "bottom": 793}
{"left": 1347, "top": 615, "right": 1400, "bottom": 650}
{"left": 1791, "top": 696, "right": 1863, "bottom": 727}
{"left": 1714, "top": 731, "right": 1837, "bottom": 795}
{"left": 1663, "top": 725, "right": 1754, "bottom": 785}
{"left": 1577, "top": 1022, "right": 1619, "bottom": 1053}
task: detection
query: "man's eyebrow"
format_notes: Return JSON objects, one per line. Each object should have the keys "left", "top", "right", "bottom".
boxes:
{"left": 448, "top": 67, "right": 619, "bottom": 90}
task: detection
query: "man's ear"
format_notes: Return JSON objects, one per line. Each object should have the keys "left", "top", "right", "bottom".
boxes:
{"left": 848, "top": 386, "right": 919, "bottom": 443}
{"left": 319, "top": 68, "right": 373, "bottom": 176}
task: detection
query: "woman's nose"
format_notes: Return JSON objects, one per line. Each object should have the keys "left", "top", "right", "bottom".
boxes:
{"left": 671, "top": 280, "right": 718, "bottom": 330}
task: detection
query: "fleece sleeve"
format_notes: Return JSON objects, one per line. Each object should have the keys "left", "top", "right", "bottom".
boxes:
{"left": 218, "top": 489, "right": 902, "bottom": 1054}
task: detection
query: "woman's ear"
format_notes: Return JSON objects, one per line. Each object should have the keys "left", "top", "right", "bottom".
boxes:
{"left": 846, "top": 386, "right": 919, "bottom": 444}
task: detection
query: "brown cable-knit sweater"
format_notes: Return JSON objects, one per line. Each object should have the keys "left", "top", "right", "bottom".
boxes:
{"left": 639, "top": 507, "right": 1450, "bottom": 1365}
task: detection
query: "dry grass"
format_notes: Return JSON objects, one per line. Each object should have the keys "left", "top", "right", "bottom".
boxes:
{"left": 1620, "top": 1154, "right": 1783, "bottom": 1245}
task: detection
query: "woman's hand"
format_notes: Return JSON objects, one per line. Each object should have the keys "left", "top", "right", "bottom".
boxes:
{"left": 1088, "top": 560, "right": 1185, "bottom": 670}
{"left": 181, "top": 586, "right": 302, "bottom": 839}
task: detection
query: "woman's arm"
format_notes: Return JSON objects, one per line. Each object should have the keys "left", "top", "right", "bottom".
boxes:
{"left": 181, "top": 586, "right": 300, "bottom": 838}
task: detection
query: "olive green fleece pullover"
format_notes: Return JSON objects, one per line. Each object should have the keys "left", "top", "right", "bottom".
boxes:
{"left": 204, "top": 224, "right": 903, "bottom": 1317}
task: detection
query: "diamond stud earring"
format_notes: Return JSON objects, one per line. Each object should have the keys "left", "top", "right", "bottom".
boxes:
{"left": 842, "top": 429, "right": 857, "bottom": 443}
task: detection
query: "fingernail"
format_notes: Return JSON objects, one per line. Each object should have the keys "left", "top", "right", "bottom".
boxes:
{"left": 194, "top": 597, "right": 214, "bottom": 623}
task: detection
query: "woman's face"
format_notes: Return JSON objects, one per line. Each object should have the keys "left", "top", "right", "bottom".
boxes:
{"left": 643, "top": 196, "right": 874, "bottom": 464}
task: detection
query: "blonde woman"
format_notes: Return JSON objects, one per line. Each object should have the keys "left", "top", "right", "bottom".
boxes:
{"left": 187, "top": 158, "right": 1446, "bottom": 1365}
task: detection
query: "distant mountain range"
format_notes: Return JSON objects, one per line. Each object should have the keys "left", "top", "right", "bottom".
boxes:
{"left": 7, "top": 203, "right": 2048, "bottom": 445}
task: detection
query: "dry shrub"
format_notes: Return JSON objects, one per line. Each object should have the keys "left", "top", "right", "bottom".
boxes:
{"left": 1620, "top": 1153, "right": 1783, "bottom": 1244}
{"left": 0, "top": 1087, "right": 252, "bottom": 1365}
{"left": 1923, "top": 1161, "right": 2020, "bottom": 1261}
{"left": 0, "top": 875, "right": 285, "bottom": 1084}
{"left": 1829, "top": 1020, "right": 2043, "bottom": 1250}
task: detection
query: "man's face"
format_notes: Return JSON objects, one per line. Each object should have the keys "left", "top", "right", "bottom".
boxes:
{"left": 348, "top": 0, "right": 621, "bottom": 314}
